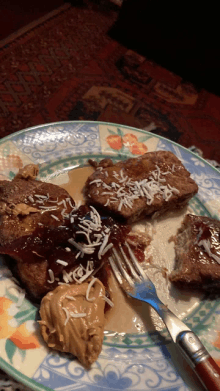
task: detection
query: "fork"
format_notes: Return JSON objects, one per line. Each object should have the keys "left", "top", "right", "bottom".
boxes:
{"left": 109, "top": 242, "right": 220, "bottom": 391}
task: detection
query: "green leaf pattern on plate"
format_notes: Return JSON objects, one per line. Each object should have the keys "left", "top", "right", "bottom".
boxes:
{"left": 5, "top": 339, "right": 17, "bottom": 363}
{"left": 107, "top": 128, "right": 117, "bottom": 135}
{"left": 138, "top": 135, "right": 152, "bottom": 143}
{"left": 117, "top": 127, "right": 124, "bottom": 137}
{"left": 2, "top": 286, "right": 38, "bottom": 364}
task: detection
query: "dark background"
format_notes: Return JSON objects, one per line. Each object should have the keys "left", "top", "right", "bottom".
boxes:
{"left": 1, "top": 0, "right": 220, "bottom": 97}
{"left": 0, "top": 0, "right": 65, "bottom": 39}
{"left": 109, "top": 0, "right": 220, "bottom": 96}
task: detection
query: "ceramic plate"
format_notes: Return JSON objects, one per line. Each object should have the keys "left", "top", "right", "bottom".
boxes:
{"left": 0, "top": 121, "right": 220, "bottom": 391}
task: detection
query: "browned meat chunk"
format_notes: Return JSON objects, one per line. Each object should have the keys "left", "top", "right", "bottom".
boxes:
{"left": 0, "top": 165, "right": 76, "bottom": 299}
{"left": 170, "top": 214, "right": 220, "bottom": 292}
{"left": 0, "top": 165, "right": 132, "bottom": 301}
{"left": 84, "top": 151, "right": 198, "bottom": 223}
{"left": 0, "top": 168, "right": 74, "bottom": 247}
{"left": 15, "top": 164, "right": 39, "bottom": 180}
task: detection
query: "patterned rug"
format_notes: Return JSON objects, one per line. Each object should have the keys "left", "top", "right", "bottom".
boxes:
{"left": 0, "top": 2, "right": 220, "bottom": 165}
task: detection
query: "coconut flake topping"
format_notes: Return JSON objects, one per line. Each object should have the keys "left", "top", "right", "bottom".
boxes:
{"left": 90, "top": 165, "right": 179, "bottom": 211}
{"left": 68, "top": 206, "right": 113, "bottom": 260}
{"left": 198, "top": 239, "right": 220, "bottom": 265}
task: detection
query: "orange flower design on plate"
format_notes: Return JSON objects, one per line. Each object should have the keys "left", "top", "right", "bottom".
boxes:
{"left": 0, "top": 154, "right": 23, "bottom": 171}
{"left": 122, "top": 133, "right": 138, "bottom": 148}
{"left": 10, "top": 321, "right": 40, "bottom": 350}
{"left": 0, "top": 293, "right": 40, "bottom": 363}
{"left": 213, "top": 331, "right": 220, "bottom": 350}
{"left": 106, "top": 135, "right": 123, "bottom": 150}
{"left": 129, "top": 142, "right": 148, "bottom": 155}
{"left": 106, "top": 128, "right": 151, "bottom": 156}
{"left": 0, "top": 297, "right": 17, "bottom": 339}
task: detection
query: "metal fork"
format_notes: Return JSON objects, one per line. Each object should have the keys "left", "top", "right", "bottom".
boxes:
{"left": 109, "top": 242, "right": 220, "bottom": 391}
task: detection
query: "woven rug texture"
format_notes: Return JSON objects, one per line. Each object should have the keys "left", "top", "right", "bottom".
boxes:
{"left": 0, "top": 3, "right": 220, "bottom": 162}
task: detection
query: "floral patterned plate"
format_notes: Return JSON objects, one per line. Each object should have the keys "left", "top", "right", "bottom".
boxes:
{"left": 0, "top": 121, "right": 220, "bottom": 391}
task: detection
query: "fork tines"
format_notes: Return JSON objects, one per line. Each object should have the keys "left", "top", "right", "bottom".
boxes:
{"left": 109, "top": 242, "right": 146, "bottom": 287}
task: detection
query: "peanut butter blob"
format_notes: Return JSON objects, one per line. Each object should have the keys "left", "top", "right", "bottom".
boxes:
{"left": 39, "top": 279, "right": 106, "bottom": 367}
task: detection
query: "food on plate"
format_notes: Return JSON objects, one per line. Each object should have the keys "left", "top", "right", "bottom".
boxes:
{"left": 0, "top": 163, "right": 151, "bottom": 366}
{"left": 170, "top": 214, "right": 220, "bottom": 292}
{"left": 0, "top": 156, "right": 202, "bottom": 368}
{"left": 0, "top": 164, "right": 75, "bottom": 300}
{"left": 0, "top": 165, "right": 135, "bottom": 301}
{"left": 85, "top": 151, "right": 198, "bottom": 223}
{"left": 39, "top": 279, "right": 106, "bottom": 367}
{"left": 0, "top": 164, "right": 149, "bottom": 299}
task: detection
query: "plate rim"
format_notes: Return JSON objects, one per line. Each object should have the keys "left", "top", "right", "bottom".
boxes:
{"left": 1, "top": 119, "right": 219, "bottom": 177}
{"left": 0, "top": 357, "right": 53, "bottom": 391}
{"left": 0, "top": 120, "right": 220, "bottom": 391}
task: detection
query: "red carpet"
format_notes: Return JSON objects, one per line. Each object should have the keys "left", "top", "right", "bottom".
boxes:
{"left": 0, "top": 3, "right": 220, "bottom": 162}
{"left": 0, "top": 0, "right": 64, "bottom": 40}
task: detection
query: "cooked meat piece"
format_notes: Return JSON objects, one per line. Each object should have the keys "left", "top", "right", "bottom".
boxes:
{"left": 88, "top": 158, "right": 114, "bottom": 169}
{"left": 85, "top": 151, "right": 198, "bottom": 223}
{"left": 170, "top": 214, "right": 220, "bottom": 292}
{"left": 0, "top": 165, "right": 133, "bottom": 301}
{"left": 15, "top": 164, "right": 39, "bottom": 180}
{"left": 11, "top": 203, "right": 39, "bottom": 216}
{"left": 0, "top": 165, "right": 76, "bottom": 300}
{"left": 0, "top": 169, "right": 74, "bottom": 247}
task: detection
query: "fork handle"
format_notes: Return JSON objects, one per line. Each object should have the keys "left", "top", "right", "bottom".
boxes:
{"left": 195, "top": 357, "right": 220, "bottom": 390}
{"left": 177, "top": 331, "right": 220, "bottom": 390}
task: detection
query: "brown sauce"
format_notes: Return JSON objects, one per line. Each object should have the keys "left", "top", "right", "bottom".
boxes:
{"left": 61, "top": 166, "right": 94, "bottom": 204}
{"left": 59, "top": 166, "right": 153, "bottom": 333}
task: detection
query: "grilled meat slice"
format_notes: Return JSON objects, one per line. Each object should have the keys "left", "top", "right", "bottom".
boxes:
{"left": 85, "top": 151, "right": 198, "bottom": 223}
{"left": 170, "top": 214, "right": 220, "bottom": 292}
{"left": 0, "top": 165, "right": 76, "bottom": 300}
{"left": 0, "top": 165, "right": 133, "bottom": 301}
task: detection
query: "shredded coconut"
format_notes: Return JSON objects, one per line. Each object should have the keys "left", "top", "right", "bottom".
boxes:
{"left": 198, "top": 239, "right": 220, "bottom": 264}
{"left": 70, "top": 312, "right": 87, "bottom": 318}
{"left": 51, "top": 214, "right": 60, "bottom": 221}
{"left": 56, "top": 259, "right": 68, "bottom": 266}
{"left": 86, "top": 278, "right": 97, "bottom": 301}
{"left": 63, "top": 307, "right": 70, "bottom": 325}
{"left": 65, "top": 295, "right": 76, "bottom": 300}
{"left": 47, "top": 269, "right": 55, "bottom": 284}
{"left": 90, "top": 165, "right": 179, "bottom": 212}
{"left": 68, "top": 206, "right": 113, "bottom": 261}
{"left": 102, "top": 296, "right": 114, "bottom": 307}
